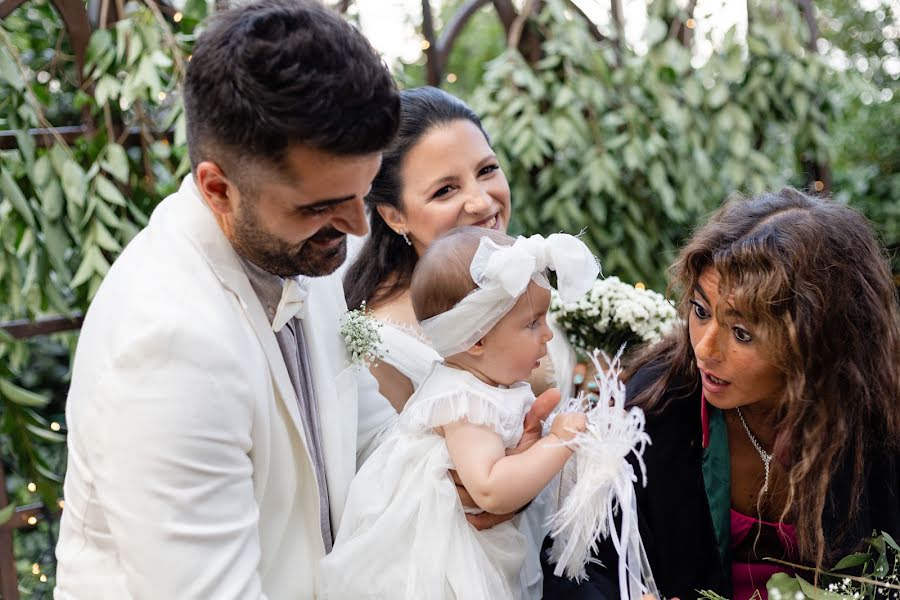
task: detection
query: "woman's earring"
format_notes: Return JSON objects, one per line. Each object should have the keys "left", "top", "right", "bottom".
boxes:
{"left": 398, "top": 229, "right": 412, "bottom": 246}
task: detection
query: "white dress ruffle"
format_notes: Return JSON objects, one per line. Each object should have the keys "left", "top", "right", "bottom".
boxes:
{"left": 319, "top": 363, "right": 535, "bottom": 600}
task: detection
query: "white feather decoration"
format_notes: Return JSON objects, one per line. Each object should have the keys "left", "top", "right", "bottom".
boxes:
{"left": 545, "top": 349, "right": 659, "bottom": 600}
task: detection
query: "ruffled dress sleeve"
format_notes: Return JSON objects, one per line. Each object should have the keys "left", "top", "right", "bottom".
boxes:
{"left": 400, "top": 363, "right": 535, "bottom": 449}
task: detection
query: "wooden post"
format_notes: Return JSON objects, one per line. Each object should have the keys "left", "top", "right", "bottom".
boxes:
{"left": 0, "top": 465, "right": 20, "bottom": 600}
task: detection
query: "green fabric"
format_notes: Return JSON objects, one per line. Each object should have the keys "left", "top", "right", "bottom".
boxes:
{"left": 702, "top": 404, "right": 732, "bottom": 569}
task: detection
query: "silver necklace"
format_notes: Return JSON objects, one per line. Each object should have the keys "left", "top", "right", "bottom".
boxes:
{"left": 735, "top": 407, "right": 773, "bottom": 493}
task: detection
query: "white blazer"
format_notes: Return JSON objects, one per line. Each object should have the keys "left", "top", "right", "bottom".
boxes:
{"left": 55, "top": 177, "right": 397, "bottom": 600}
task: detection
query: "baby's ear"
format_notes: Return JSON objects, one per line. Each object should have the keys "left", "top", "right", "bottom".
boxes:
{"left": 465, "top": 339, "right": 485, "bottom": 357}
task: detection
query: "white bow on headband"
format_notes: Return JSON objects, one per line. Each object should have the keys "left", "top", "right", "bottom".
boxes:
{"left": 421, "top": 233, "right": 599, "bottom": 358}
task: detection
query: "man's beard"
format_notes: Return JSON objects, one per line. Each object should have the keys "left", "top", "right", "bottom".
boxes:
{"left": 231, "top": 204, "right": 347, "bottom": 278}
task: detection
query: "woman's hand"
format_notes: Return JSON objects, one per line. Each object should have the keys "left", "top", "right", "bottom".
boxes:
{"left": 509, "top": 387, "right": 560, "bottom": 455}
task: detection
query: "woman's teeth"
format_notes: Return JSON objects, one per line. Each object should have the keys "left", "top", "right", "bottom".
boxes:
{"left": 707, "top": 373, "right": 727, "bottom": 384}
{"left": 485, "top": 216, "right": 497, "bottom": 229}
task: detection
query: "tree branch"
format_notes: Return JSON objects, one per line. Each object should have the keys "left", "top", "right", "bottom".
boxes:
{"left": 795, "top": 0, "right": 818, "bottom": 51}
{"left": 435, "top": 0, "right": 492, "bottom": 74}
{"left": 421, "top": 0, "right": 441, "bottom": 86}
{"left": 667, "top": 0, "right": 698, "bottom": 47}
{"left": 565, "top": 0, "right": 606, "bottom": 43}
{"left": 491, "top": 0, "right": 517, "bottom": 34}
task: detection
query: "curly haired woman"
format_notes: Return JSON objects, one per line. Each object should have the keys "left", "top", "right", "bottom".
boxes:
{"left": 543, "top": 188, "right": 900, "bottom": 600}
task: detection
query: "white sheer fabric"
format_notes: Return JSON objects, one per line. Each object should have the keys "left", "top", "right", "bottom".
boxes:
{"left": 421, "top": 233, "right": 599, "bottom": 357}
{"left": 377, "top": 319, "right": 441, "bottom": 388}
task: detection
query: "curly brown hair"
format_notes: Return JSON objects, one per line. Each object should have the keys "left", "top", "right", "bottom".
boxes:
{"left": 628, "top": 188, "right": 900, "bottom": 567}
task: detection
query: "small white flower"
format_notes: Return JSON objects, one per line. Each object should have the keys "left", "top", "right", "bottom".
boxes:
{"left": 339, "top": 302, "right": 384, "bottom": 368}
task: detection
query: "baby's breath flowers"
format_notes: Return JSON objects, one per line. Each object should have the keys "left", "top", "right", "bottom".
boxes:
{"left": 550, "top": 276, "right": 677, "bottom": 358}
{"left": 340, "top": 302, "right": 384, "bottom": 368}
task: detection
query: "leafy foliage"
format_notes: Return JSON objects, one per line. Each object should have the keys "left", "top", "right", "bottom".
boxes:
{"left": 470, "top": 0, "right": 837, "bottom": 289}
{"left": 1, "top": 0, "right": 206, "bottom": 591}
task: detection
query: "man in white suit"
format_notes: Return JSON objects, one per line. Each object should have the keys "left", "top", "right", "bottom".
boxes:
{"left": 54, "top": 1, "right": 402, "bottom": 597}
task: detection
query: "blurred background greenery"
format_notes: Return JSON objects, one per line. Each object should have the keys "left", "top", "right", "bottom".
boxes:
{"left": 0, "top": 0, "right": 896, "bottom": 594}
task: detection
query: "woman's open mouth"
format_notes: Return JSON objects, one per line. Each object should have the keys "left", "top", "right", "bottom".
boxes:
{"left": 700, "top": 369, "right": 730, "bottom": 393}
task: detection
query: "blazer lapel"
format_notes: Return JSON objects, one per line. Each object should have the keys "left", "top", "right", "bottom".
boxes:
{"left": 165, "top": 177, "right": 314, "bottom": 458}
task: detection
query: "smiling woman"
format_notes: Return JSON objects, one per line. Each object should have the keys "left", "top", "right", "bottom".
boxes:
{"left": 542, "top": 188, "right": 900, "bottom": 600}
{"left": 342, "top": 86, "right": 564, "bottom": 600}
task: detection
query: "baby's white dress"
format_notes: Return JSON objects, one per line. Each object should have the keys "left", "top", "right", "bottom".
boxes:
{"left": 319, "top": 362, "right": 535, "bottom": 600}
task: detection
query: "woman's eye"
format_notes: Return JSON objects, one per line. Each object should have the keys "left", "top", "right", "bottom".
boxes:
{"left": 733, "top": 327, "right": 753, "bottom": 343}
{"left": 479, "top": 164, "right": 500, "bottom": 177}
{"left": 433, "top": 185, "right": 453, "bottom": 199}
{"left": 690, "top": 300, "right": 710, "bottom": 320}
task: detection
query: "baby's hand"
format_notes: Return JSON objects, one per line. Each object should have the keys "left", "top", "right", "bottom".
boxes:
{"left": 550, "top": 412, "right": 587, "bottom": 442}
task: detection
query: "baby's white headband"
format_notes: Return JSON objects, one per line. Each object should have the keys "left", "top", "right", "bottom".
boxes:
{"left": 420, "top": 233, "right": 599, "bottom": 358}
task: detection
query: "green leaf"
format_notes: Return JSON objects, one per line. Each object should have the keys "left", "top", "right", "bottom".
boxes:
{"left": 0, "top": 45, "right": 24, "bottom": 91}
{"left": 0, "top": 503, "right": 15, "bottom": 526}
{"left": 30, "top": 155, "right": 52, "bottom": 187}
{"left": 94, "top": 74, "right": 121, "bottom": 106}
{"left": 71, "top": 246, "right": 104, "bottom": 288}
{"left": 93, "top": 221, "right": 122, "bottom": 253}
{"left": 101, "top": 144, "right": 130, "bottom": 184}
{"left": 1, "top": 167, "right": 36, "bottom": 228}
{"left": 41, "top": 178, "right": 65, "bottom": 220}
{"left": 796, "top": 575, "right": 848, "bottom": 600}
{"left": 95, "top": 174, "right": 127, "bottom": 206}
{"left": 62, "top": 159, "right": 88, "bottom": 206}
{"left": 882, "top": 531, "right": 900, "bottom": 552}
{"left": 25, "top": 423, "right": 66, "bottom": 443}
{"left": 832, "top": 551, "right": 870, "bottom": 570}
{"left": 0, "top": 377, "right": 50, "bottom": 408}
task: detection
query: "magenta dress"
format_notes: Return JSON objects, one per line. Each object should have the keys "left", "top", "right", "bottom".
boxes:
{"left": 730, "top": 509, "right": 797, "bottom": 600}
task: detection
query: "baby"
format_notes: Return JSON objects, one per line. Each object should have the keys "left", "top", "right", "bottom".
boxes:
{"left": 319, "top": 226, "right": 599, "bottom": 599}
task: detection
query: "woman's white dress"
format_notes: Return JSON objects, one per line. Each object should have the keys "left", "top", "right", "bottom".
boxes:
{"left": 319, "top": 363, "right": 535, "bottom": 599}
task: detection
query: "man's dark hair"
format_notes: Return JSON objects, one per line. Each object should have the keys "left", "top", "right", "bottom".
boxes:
{"left": 183, "top": 0, "right": 399, "bottom": 175}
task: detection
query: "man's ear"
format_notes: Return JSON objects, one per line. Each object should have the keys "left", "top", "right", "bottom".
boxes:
{"left": 376, "top": 204, "right": 407, "bottom": 234}
{"left": 195, "top": 161, "right": 237, "bottom": 216}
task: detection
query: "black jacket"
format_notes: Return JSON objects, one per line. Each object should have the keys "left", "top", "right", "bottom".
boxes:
{"left": 542, "top": 363, "right": 900, "bottom": 600}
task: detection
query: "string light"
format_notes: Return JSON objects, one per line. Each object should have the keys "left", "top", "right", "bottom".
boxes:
{"left": 635, "top": 282, "right": 646, "bottom": 290}
{"left": 158, "top": 91, "right": 168, "bottom": 102}
{"left": 446, "top": 73, "right": 458, "bottom": 83}
{"left": 420, "top": 40, "right": 431, "bottom": 51}
{"left": 32, "top": 563, "right": 40, "bottom": 575}
{"left": 686, "top": 18, "right": 697, "bottom": 29}
{"left": 813, "top": 180, "right": 825, "bottom": 191}
{"left": 27, "top": 516, "right": 38, "bottom": 525}
{"left": 27, "top": 482, "right": 37, "bottom": 492}
{"left": 58, "top": 499, "right": 65, "bottom": 509}
{"left": 50, "top": 422, "right": 61, "bottom": 431}
{"left": 40, "top": 574, "right": 48, "bottom": 583}
{"left": 173, "top": 11, "right": 183, "bottom": 22}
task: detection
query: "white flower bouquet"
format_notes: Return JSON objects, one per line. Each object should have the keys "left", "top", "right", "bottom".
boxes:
{"left": 550, "top": 276, "right": 678, "bottom": 358}
{"left": 340, "top": 302, "right": 384, "bottom": 368}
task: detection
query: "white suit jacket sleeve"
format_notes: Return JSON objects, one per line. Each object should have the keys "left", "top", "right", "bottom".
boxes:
{"left": 355, "top": 365, "right": 398, "bottom": 467}
{"left": 89, "top": 323, "right": 267, "bottom": 599}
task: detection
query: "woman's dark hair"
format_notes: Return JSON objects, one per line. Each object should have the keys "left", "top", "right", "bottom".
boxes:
{"left": 184, "top": 0, "right": 399, "bottom": 183}
{"left": 627, "top": 188, "right": 900, "bottom": 568}
{"left": 344, "top": 87, "right": 490, "bottom": 310}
